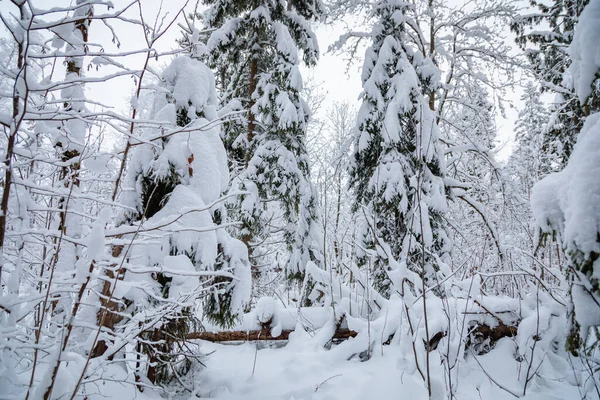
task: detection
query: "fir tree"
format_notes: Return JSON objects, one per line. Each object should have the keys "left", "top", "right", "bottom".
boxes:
{"left": 120, "top": 55, "right": 250, "bottom": 384}
{"left": 508, "top": 83, "right": 550, "bottom": 195}
{"left": 202, "top": 0, "right": 325, "bottom": 299}
{"left": 531, "top": 0, "right": 600, "bottom": 357}
{"left": 349, "top": 0, "right": 450, "bottom": 297}
{"left": 511, "top": 0, "right": 600, "bottom": 170}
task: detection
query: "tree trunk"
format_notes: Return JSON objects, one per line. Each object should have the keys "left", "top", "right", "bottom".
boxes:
{"left": 0, "top": 4, "right": 26, "bottom": 285}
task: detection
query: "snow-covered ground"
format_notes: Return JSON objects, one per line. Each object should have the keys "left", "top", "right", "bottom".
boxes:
{"left": 72, "top": 299, "right": 593, "bottom": 400}
{"left": 185, "top": 335, "right": 584, "bottom": 400}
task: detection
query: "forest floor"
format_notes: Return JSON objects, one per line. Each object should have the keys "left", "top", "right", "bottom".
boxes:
{"left": 76, "top": 304, "right": 593, "bottom": 400}
{"left": 80, "top": 333, "right": 589, "bottom": 399}
{"left": 184, "top": 335, "right": 584, "bottom": 400}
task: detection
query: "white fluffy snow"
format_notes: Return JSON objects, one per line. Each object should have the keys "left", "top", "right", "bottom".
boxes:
{"left": 531, "top": 111, "right": 600, "bottom": 334}
{"left": 531, "top": 113, "right": 600, "bottom": 259}
{"left": 163, "top": 255, "right": 202, "bottom": 304}
{"left": 120, "top": 54, "right": 250, "bottom": 324}
{"left": 566, "top": 0, "right": 600, "bottom": 103}
{"left": 79, "top": 331, "right": 583, "bottom": 400}
{"left": 160, "top": 56, "right": 218, "bottom": 119}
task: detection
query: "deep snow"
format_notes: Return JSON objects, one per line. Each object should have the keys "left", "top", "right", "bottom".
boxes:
{"left": 176, "top": 335, "right": 585, "bottom": 400}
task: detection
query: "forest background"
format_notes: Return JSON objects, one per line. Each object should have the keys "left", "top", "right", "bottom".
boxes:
{"left": 0, "top": 0, "right": 598, "bottom": 399}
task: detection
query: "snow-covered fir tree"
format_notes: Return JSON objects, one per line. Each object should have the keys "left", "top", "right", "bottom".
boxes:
{"left": 531, "top": 0, "right": 600, "bottom": 356}
{"left": 333, "top": 0, "right": 516, "bottom": 290}
{"left": 512, "top": 0, "right": 600, "bottom": 171}
{"left": 119, "top": 55, "right": 250, "bottom": 383}
{"left": 502, "top": 83, "right": 564, "bottom": 290}
{"left": 202, "top": 0, "right": 325, "bottom": 302}
{"left": 349, "top": 0, "right": 450, "bottom": 297}
{"left": 508, "top": 83, "right": 550, "bottom": 195}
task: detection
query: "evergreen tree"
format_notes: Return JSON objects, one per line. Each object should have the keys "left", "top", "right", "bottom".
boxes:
{"left": 502, "top": 83, "right": 560, "bottom": 292}
{"left": 511, "top": 0, "right": 600, "bottom": 171}
{"left": 120, "top": 55, "right": 250, "bottom": 384}
{"left": 202, "top": 0, "right": 325, "bottom": 299}
{"left": 334, "top": 0, "right": 517, "bottom": 294}
{"left": 531, "top": 0, "right": 600, "bottom": 356}
{"left": 349, "top": 0, "right": 450, "bottom": 297}
{"left": 508, "top": 83, "right": 550, "bottom": 195}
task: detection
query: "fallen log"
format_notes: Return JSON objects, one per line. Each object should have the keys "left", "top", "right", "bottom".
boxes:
{"left": 185, "top": 321, "right": 518, "bottom": 355}
{"left": 471, "top": 322, "right": 518, "bottom": 342}
{"left": 186, "top": 328, "right": 358, "bottom": 342}
{"left": 465, "top": 321, "right": 518, "bottom": 355}
{"left": 425, "top": 321, "right": 518, "bottom": 353}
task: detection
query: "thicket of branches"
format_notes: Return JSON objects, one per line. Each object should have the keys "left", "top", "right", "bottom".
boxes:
{"left": 0, "top": 0, "right": 599, "bottom": 398}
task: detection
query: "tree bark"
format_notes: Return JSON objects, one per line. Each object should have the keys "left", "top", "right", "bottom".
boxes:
{"left": 247, "top": 57, "right": 258, "bottom": 149}
{"left": 0, "top": 4, "right": 27, "bottom": 285}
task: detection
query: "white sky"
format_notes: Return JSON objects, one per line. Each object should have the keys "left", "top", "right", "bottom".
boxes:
{"left": 0, "top": 0, "right": 522, "bottom": 160}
